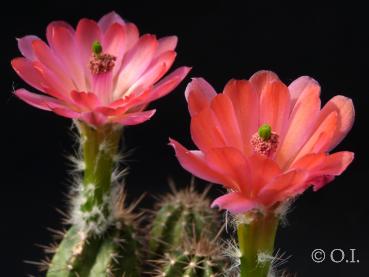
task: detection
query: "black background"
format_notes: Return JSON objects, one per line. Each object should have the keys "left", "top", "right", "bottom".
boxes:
{"left": 1, "top": 1, "right": 368, "bottom": 276}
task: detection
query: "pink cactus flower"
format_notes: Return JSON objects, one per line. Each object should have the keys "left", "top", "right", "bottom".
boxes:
{"left": 12, "top": 11, "right": 191, "bottom": 127}
{"left": 170, "top": 70, "right": 354, "bottom": 214}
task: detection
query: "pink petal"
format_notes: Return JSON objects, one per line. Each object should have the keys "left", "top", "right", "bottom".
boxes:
{"left": 288, "top": 76, "right": 321, "bottom": 109}
{"left": 319, "top": 96, "right": 355, "bottom": 151}
{"left": 125, "top": 51, "right": 177, "bottom": 96}
{"left": 98, "top": 11, "right": 125, "bottom": 32}
{"left": 14, "top": 88, "right": 63, "bottom": 111}
{"left": 75, "top": 18, "right": 102, "bottom": 86}
{"left": 292, "top": 111, "right": 338, "bottom": 163}
{"left": 291, "top": 151, "right": 354, "bottom": 190}
{"left": 32, "top": 39, "right": 74, "bottom": 91}
{"left": 79, "top": 111, "right": 108, "bottom": 126}
{"left": 211, "top": 192, "right": 262, "bottom": 214}
{"left": 191, "top": 107, "right": 226, "bottom": 151}
{"left": 70, "top": 91, "right": 100, "bottom": 110}
{"left": 259, "top": 80, "right": 291, "bottom": 139}
{"left": 224, "top": 79, "right": 259, "bottom": 155}
{"left": 205, "top": 147, "right": 251, "bottom": 192}
{"left": 248, "top": 154, "right": 282, "bottom": 194}
{"left": 32, "top": 61, "right": 74, "bottom": 100}
{"left": 154, "top": 36, "right": 178, "bottom": 58}
{"left": 258, "top": 170, "right": 309, "bottom": 206}
{"left": 276, "top": 82, "right": 321, "bottom": 168}
{"left": 113, "top": 109, "right": 156, "bottom": 125}
{"left": 134, "top": 66, "right": 191, "bottom": 105}
{"left": 51, "top": 107, "right": 80, "bottom": 118}
{"left": 210, "top": 94, "right": 243, "bottom": 150}
{"left": 47, "top": 24, "right": 85, "bottom": 91}
{"left": 114, "top": 34, "right": 158, "bottom": 98}
{"left": 169, "top": 138, "right": 232, "bottom": 186}
{"left": 17, "top": 35, "right": 39, "bottom": 60}
{"left": 124, "top": 23, "right": 140, "bottom": 50}
{"left": 12, "top": 58, "right": 45, "bottom": 93}
{"left": 249, "top": 70, "right": 280, "bottom": 96}
{"left": 185, "top": 78, "right": 216, "bottom": 116}
{"left": 46, "top": 21, "right": 75, "bottom": 45}
{"left": 104, "top": 23, "right": 126, "bottom": 76}
{"left": 95, "top": 106, "right": 126, "bottom": 117}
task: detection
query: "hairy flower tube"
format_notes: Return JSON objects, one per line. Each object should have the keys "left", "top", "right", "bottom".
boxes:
{"left": 170, "top": 70, "right": 354, "bottom": 276}
{"left": 12, "top": 11, "right": 190, "bottom": 127}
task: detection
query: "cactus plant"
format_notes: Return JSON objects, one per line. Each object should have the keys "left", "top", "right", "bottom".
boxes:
{"left": 148, "top": 185, "right": 219, "bottom": 257}
{"left": 46, "top": 187, "right": 142, "bottom": 277}
{"left": 152, "top": 233, "right": 226, "bottom": 277}
{"left": 148, "top": 186, "right": 228, "bottom": 276}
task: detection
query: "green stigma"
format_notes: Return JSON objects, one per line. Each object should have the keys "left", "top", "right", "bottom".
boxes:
{"left": 92, "top": 41, "right": 102, "bottom": 55}
{"left": 258, "top": 124, "right": 272, "bottom": 141}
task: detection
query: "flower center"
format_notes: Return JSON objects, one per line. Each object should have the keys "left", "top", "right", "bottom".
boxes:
{"left": 89, "top": 41, "right": 117, "bottom": 75}
{"left": 250, "top": 124, "right": 279, "bottom": 157}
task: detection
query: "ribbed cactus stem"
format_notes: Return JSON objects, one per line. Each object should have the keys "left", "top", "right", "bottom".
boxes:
{"left": 77, "top": 122, "right": 122, "bottom": 233}
{"left": 237, "top": 212, "right": 279, "bottom": 277}
{"left": 148, "top": 187, "right": 218, "bottom": 257}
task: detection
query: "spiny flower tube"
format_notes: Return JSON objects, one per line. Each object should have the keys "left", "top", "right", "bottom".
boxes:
{"left": 170, "top": 70, "right": 354, "bottom": 276}
{"left": 12, "top": 11, "right": 190, "bottom": 127}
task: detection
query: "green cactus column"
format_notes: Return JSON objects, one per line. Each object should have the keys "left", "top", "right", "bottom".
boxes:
{"left": 149, "top": 187, "right": 228, "bottom": 276}
{"left": 46, "top": 122, "right": 141, "bottom": 277}
{"left": 77, "top": 122, "right": 122, "bottom": 233}
{"left": 237, "top": 212, "right": 279, "bottom": 277}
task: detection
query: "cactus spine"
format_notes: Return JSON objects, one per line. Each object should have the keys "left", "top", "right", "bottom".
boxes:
{"left": 149, "top": 186, "right": 228, "bottom": 276}
{"left": 148, "top": 186, "right": 218, "bottom": 257}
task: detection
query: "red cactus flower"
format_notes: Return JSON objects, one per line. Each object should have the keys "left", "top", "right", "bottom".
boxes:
{"left": 12, "top": 11, "right": 190, "bottom": 127}
{"left": 170, "top": 70, "right": 354, "bottom": 214}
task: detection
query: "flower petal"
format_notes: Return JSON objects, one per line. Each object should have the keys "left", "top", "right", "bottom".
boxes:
{"left": 32, "top": 39, "right": 74, "bottom": 91}
{"left": 224, "top": 79, "right": 259, "bottom": 155}
{"left": 249, "top": 70, "right": 280, "bottom": 96}
{"left": 191, "top": 106, "right": 226, "bottom": 151}
{"left": 47, "top": 24, "right": 86, "bottom": 91}
{"left": 12, "top": 58, "right": 45, "bottom": 93}
{"left": 79, "top": 111, "right": 108, "bottom": 126}
{"left": 17, "top": 35, "right": 39, "bottom": 60}
{"left": 113, "top": 109, "right": 156, "bottom": 125}
{"left": 292, "top": 111, "right": 338, "bottom": 163}
{"left": 319, "top": 96, "right": 355, "bottom": 151}
{"left": 114, "top": 34, "right": 158, "bottom": 98}
{"left": 291, "top": 151, "right": 354, "bottom": 190}
{"left": 154, "top": 36, "right": 178, "bottom": 58}
{"left": 277, "top": 81, "right": 321, "bottom": 167}
{"left": 125, "top": 51, "right": 176, "bottom": 96}
{"left": 258, "top": 170, "right": 309, "bottom": 206}
{"left": 259, "top": 80, "right": 291, "bottom": 139}
{"left": 14, "top": 88, "right": 62, "bottom": 111}
{"left": 70, "top": 91, "right": 101, "bottom": 110}
{"left": 75, "top": 18, "right": 102, "bottom": 87}
{"left": 211, "top": 192, "right": 262, "bottom": 214}
{"left": 104, "top": 23, "right": 126, "bottom": 76}
{"left": 210, "top": 94, "right": 243, "bottom": 150}
{"left": 135, "top": 66, "right": 191, "bottom": 105}
{"left": 185, "top": 78, "right": 217, "bottom": 116}
{"left": 98, "top": 11, "right": 125, "bottom": 32}
{"left": 248, "top": 154, "right": 282, "bottom": 194}
{"left": 205, "top": 147, "right": 251, "bottom": 192}
{"left": 169, "top": 138, "right": 232, "bottom": 187}
{"left": 288, "top": 76, "right": 321, "bottom": 109}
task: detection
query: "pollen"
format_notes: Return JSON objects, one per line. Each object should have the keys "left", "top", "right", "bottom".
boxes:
{"left": 251, "top": 124, "right": 279, "bottom": 157}
{"left": 89, "top": 53, "right": 117, "bottom": 75}
{"left": 89, "top": 41, "right": 116, "bottom": 74}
